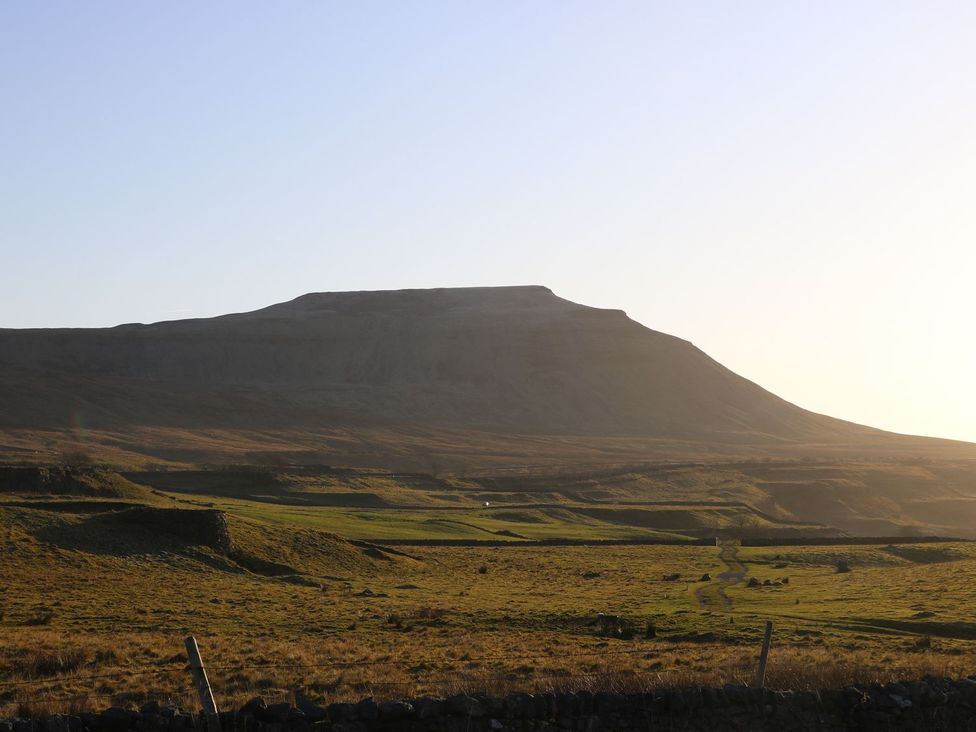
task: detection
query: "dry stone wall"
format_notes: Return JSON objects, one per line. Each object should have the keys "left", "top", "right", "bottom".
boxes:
{"left": 7, "top": 677, "right": 976, "bottom": 732}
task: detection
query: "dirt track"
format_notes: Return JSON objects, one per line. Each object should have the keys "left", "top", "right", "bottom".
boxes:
{"left": 693, "top": 543, "right": 747, "bottom": 612}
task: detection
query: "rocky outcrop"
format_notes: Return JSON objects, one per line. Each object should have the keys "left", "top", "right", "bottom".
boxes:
{"left": 0, "top": 467, "right": 127, "bottom": 497}
{"left": 116, "top": 507, "right": 234, "bottom": 554}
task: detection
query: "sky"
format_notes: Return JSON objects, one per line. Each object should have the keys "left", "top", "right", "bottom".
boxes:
{"left": 1, "top": 2, "right": 974, "bottom": 444}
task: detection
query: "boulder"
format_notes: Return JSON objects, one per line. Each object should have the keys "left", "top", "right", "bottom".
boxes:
{"left": 262, "top": 703, "right": 292, "bottom": 723}
{"left": 377, "top": 701, "right": 413, "bottom": 720}
{"left": 239, "top": 698, "right": 267, "bottom": 717}
{"left": 40, "top": 715, "right": 70, "bottom": 732}
{"left": 101, "top": 708, "right": 137, "bottom": 732}
{"left": 446, "top": 696, "right": 483, "bottom": 717}
{"left": 295, "top": 694, "right": 328, "bottom": 723}
{"left": 414, "top": 698, "right": 445, "bottom": 720}
{"left": 325, "top": 703, "right": 356, "bottom": 722}
{"left": 353, "top": 699, "right": 378, "bottom": 721}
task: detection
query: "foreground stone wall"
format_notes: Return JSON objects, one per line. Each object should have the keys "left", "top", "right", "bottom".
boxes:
{"left": 6, "top": 678, "right": 976, "bottom": 732}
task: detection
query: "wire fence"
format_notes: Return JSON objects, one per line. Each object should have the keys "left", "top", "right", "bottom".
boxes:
{"left": 0, "top": 642, "right": 689, "bottom": 711}
{"left": 5, "top": 625, "right": 956, "bottom": 715}
{"left": 0, "top": 673, "right": 674, "bottom": 717}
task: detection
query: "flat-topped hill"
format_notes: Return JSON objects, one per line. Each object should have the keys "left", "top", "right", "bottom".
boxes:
{"left": 0, "top": 286, "right": 972, "bottom": 466}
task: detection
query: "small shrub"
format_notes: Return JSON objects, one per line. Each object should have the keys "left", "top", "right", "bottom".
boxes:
{"left": 478, "top": 565, "right": 488, "bottom": 574}
{"left": 24, "top": 612, "right": 54, "bottom": 626}
{"left": 59, "top": 449, "right": 94, "bottom": 467}
{"left": 836, "top": 560, "right": 851, "bottom": 574}
{"left": 22, "top": 649, "right": 88, "bottom": 678}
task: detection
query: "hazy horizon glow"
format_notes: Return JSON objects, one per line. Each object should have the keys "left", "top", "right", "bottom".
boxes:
{"left": 2, "top": 3, "right": 974, "bottom": 444}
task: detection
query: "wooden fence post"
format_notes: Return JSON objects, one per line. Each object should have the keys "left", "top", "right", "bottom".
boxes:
{"left": 753, "top": 621, "right": 773, "bottom": 689}
{"left": 185, "top": 636, "right": 221, "bottom": 732}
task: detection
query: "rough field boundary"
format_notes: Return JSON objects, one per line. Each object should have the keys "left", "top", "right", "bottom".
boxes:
{"left": 6, "top": 677, "right": 976, "bottom": 731}
{"left": 366, "top": 535, "right": 966, "bottom": 547}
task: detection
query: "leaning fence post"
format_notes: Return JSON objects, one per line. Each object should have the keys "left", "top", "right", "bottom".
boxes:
{"left": 185, "top": 636, "right": 221, "bottom": 732}
{"left": 753, "top": 621, "right": 773, "bottom": 689}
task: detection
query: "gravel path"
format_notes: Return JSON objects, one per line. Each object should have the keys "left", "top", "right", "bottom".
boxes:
{"left": 693, "top": 543, "right": 746, "bottom": 612}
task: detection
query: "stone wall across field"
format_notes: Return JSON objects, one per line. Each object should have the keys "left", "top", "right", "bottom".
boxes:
{"left": 7, "top": 677, "right": 976, "bottom": 732}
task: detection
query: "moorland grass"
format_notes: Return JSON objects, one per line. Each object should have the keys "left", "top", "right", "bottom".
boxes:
{"left": 4, "top": 493, "right": 976, "bottom": 716}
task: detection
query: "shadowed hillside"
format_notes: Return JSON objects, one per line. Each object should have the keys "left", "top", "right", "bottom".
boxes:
{"left": 0, "top": 286, "right": 973, "bottom": 467}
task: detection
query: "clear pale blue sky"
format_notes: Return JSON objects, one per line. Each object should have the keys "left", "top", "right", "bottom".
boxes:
{"left": 2, "top": 2, "right": 974, "bottom": 443}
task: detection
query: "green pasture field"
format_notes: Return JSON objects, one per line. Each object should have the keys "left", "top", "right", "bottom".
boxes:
{"left": 177, "top": 493, "right": 700, "bottom": 541}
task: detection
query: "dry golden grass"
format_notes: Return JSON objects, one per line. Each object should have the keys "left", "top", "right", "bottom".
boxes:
{"left": 6, "top": 628, "right": 976, "bottom": 718}
{"left": 5, "top": 493, "right": 976, "bottom": 717}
